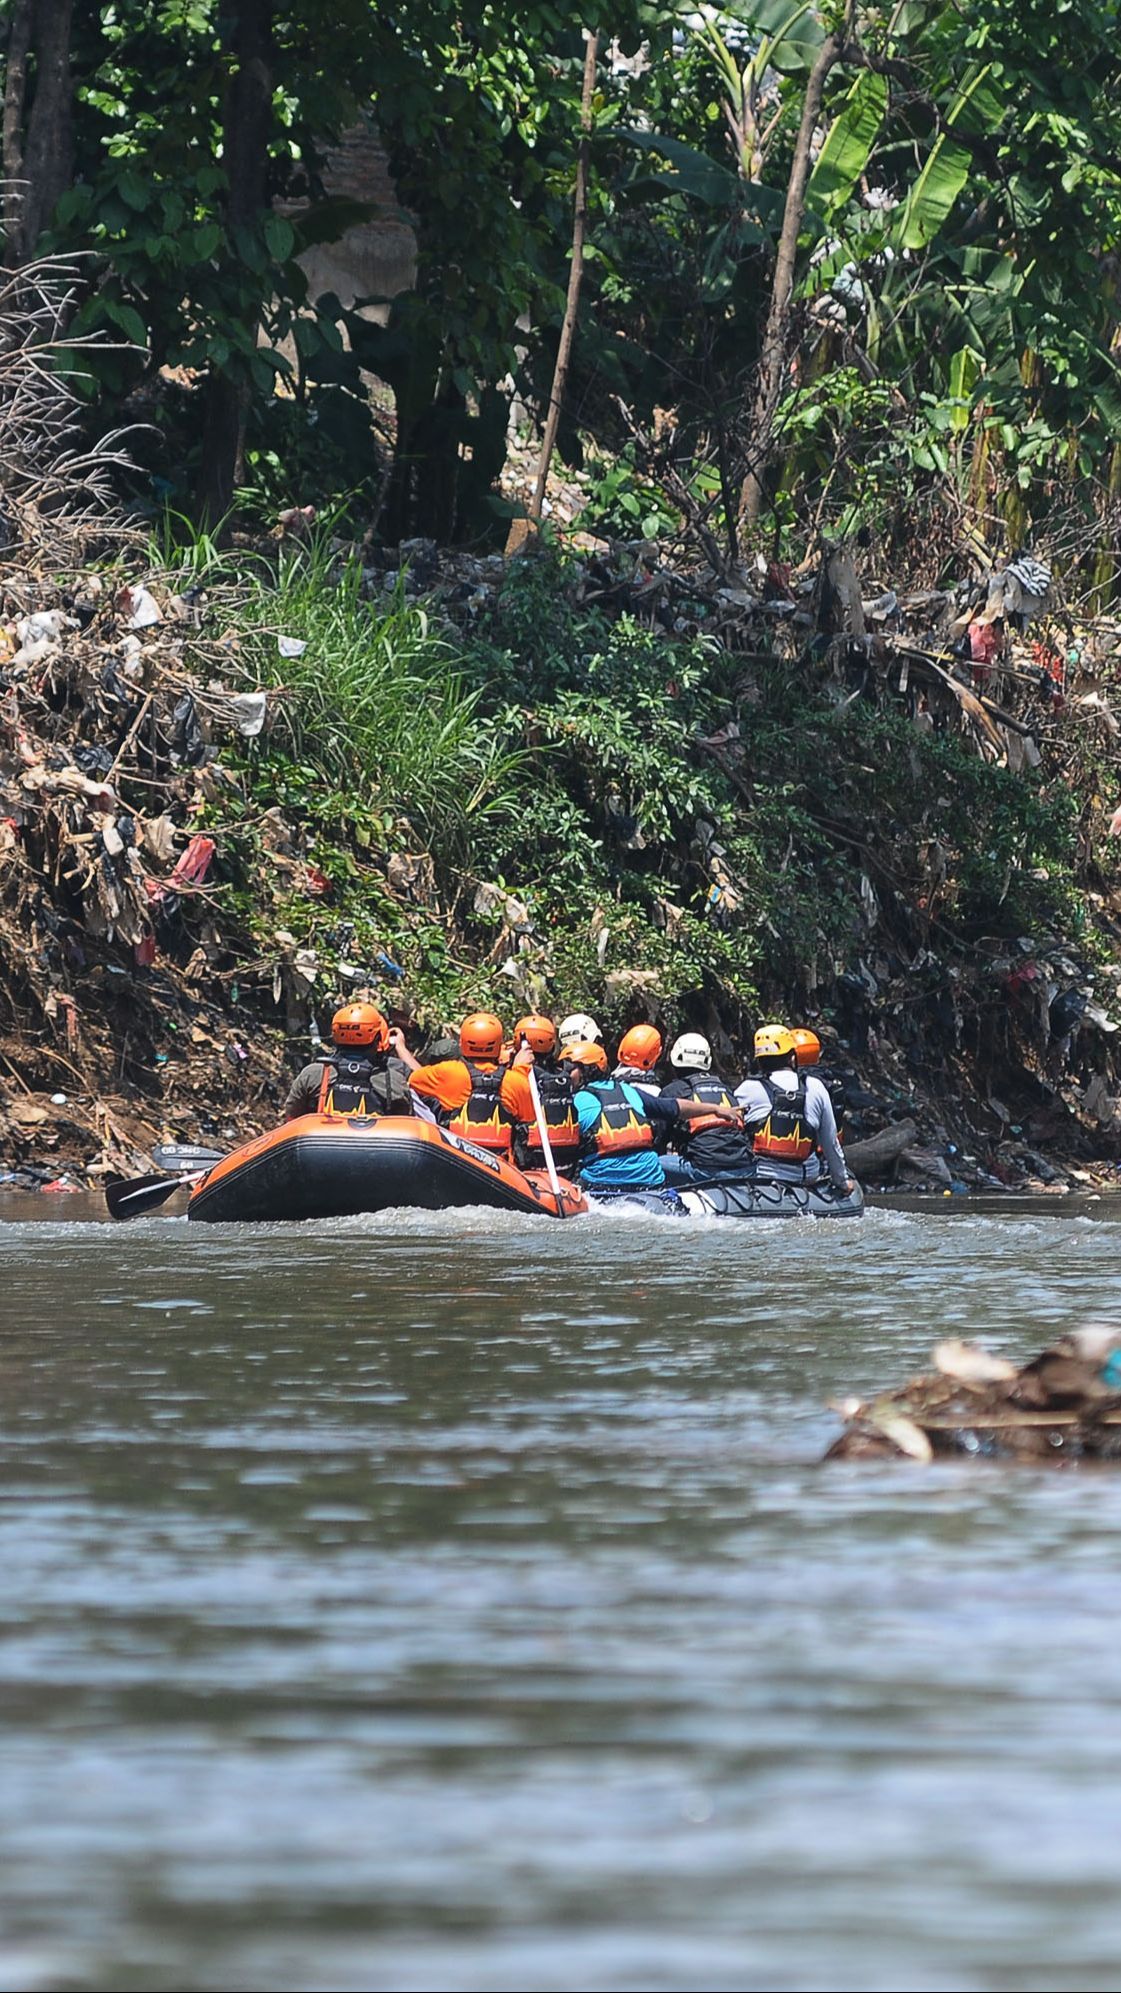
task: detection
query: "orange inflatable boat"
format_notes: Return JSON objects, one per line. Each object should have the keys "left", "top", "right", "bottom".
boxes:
{"left": 186, "top": 1113, "right": 587, "bottom": 1224}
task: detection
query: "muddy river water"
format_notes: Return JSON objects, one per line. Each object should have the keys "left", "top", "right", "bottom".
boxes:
{"left": 3, "top": 1196, "right": 1121, "bottom": 1991}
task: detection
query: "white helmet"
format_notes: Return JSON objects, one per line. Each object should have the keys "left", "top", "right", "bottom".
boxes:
{"left": 559, "top": 1012, "right": 603, "bottom": 1049}
{"left": 669, "top": 1032, "right": 712, "bottom": 1071}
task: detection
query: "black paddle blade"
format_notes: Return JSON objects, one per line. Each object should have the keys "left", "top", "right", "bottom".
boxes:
{"left": 151, "top": 1142, "right": 226, "bottom": 1172}
{"left": 105, "top": 1172, "right": 193, "bottom": 1221}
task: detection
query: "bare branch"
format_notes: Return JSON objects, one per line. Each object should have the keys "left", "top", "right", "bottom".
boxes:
{"left": 0, "top": 244, "right": 139, "bottom": 564}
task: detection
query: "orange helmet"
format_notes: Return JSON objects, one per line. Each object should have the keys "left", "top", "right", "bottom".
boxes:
{"left": 618, "top": 1024, "right": 662, "bottom": 1071}
{"left": 331, "top": 1002, "right": 389, "bottom": 1051}
{"left": 560, "top": 1039, "right": 608, "bottom": 1074}
{"left": 459, "top": 1011, "right": 504, "bottom": 1060}
{"left": 513, "top": 1013, "right": 557, "bottom": 1056}
{"left": 792, "top": 1027, "right": 821, "bottom": 1068}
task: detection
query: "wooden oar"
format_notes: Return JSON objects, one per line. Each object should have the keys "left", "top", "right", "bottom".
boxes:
{"left": 151, "top": 1141, "right": 227, "bottom": 1172}
{"left": 105, "top": 1171, "right": 200, "bottom": 1221}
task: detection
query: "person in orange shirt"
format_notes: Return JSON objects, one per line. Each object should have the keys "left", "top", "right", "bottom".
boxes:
{"left": 397, "top": 1011, "right": 534, "bottom": 1156}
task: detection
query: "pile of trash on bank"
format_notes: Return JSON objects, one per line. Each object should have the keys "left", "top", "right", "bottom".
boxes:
{"left": 367, "top": 525, "right": 1121, "bottom": 792}
{"left": 0, "top": 554, "right": 322, "bottom": 1187}
{"left": 4, "top": 524, "right": 1121, "bottom": 1195}
{"left": 825, "top": 1327, "right": 1121, "bottom": 1465}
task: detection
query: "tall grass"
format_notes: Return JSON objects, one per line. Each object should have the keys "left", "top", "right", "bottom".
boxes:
{"left": 153, "top": 521, "right": 525, "bottom": 864}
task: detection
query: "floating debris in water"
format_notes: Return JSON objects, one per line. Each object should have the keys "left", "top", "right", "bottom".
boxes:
{"left": 825, "top": 1325, "right": 1121, "bottom": 1465}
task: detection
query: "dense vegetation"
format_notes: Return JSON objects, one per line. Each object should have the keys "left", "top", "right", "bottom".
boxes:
{"left": 184, "top": 529, "right": 1085, "bottom": 1063}
{"left": 3, "top": 0, "right": 1121, "bottom": 1136}
{"left": 4, "top": 0, "right": 1121, "bottom": 551}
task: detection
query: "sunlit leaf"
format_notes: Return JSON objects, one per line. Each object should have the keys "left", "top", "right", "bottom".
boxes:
{"left": 899, "top": 66, "right": 999, "bottom": 250}
{"left": 947, "top": 345, "right": 981, "bottom": 430}
{"left": 808, "top": 72, "right": 888, "bottom": 213}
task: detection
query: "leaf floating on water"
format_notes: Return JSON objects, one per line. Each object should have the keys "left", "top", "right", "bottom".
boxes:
{"left": 933, "top": 1339, "right": 1017, "bottom": 1384}
{"left": 868, "top": 1399, "right": 934, "bottom": 1462}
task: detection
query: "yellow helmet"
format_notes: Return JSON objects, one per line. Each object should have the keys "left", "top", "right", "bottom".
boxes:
{"left": 754, "top": 1023, "right": 796, "bottom": 1062}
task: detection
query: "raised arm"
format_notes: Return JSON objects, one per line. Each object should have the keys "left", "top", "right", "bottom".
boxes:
{"left": 389, "top": 1027, "right": 420, "bottom": 1074}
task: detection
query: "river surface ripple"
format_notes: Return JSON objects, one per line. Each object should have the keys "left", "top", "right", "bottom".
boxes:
{"left": 3, "top": 1199, "right": 1121, "bottom": 1992}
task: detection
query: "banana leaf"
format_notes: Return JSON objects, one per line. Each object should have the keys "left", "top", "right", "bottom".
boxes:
{"left": 899, "top": 65, "right": 1000, "bottom": 251}
{"left": 808, "top": 71, "right": 888, "bottom": 213}
{"left": 747, "top": 0, "right": 824, "bottom": 73}
{"left": 614, "top": 131, "right": 742, "bottom": 209}
{"left": 948, "top": 344, "right": 982, "bottom": 430}
{"left": 900, "top": 133, "right": 972, "bottom": 249}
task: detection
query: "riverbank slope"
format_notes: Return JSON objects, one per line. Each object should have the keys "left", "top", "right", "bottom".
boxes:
{"left": 2, "top": 520, "right": 1120, "bottom": 1195}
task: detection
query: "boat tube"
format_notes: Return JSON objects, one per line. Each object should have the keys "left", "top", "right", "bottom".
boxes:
{"left": 187, "top": 1114, "right": 587, "bottom": 1224}
{"left": 677, "top": 1175, "right": 864, "bottom": 1219}
{"left": 581, "top": 1175, "right": 864, "bottom": 1218}
{"left": 582, "top": 1184, "right": 689, "bottom": 1217}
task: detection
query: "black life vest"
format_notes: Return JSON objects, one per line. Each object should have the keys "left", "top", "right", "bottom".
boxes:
{"left": 517, "top": 1065, "right": 580, "bottom": 1167}
{"left": 445, "top": 1059, "right": 515, "bottom": 1153}
{"left": 752, "top": 1076, "right": 814, "bottom": 1163}
{"left": 318, "top": 1050, "right": 387, "bottom": 1117}
{"left": 674, "top": 1072, "right": 737, "bottom": 1134}
{"left": 581, "top": 1079, "right": 654, "bottom": 1159}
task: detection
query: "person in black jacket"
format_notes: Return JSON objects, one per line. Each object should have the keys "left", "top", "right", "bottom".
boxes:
{"left": 284, "top": 1003, "right": 414, "bottom": 1119}
{"left": 658, "top": 1032, "right": 756, "bottom": 1182}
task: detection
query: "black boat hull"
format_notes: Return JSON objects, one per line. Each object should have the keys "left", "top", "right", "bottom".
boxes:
{"left": 678, "top": 1176, "right": 865, "bottom": 1219}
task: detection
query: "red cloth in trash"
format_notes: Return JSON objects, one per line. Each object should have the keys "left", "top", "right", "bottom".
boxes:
{"left": 147, "top": 834, "right": 216, "bottom": 906}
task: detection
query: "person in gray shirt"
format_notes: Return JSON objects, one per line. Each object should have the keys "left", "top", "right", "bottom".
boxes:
{"left": 734, "top": 1023, "right": 853, "bottom": 1193}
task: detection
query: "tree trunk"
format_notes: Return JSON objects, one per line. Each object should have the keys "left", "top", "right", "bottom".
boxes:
{"left": 21, "top": 0, "right": 75, "bottom": 251}
{"left": 2, "top": 0, "right": 34, "bottom": 262}
{"left": 844, "top": 1118, "right": 916, "bottom": 1177}
{"left": 196, "top": 0, "right": 274, "bottom": 529}
{"left": 524, "top": 26, "right": 599, "bottom": 532}
{"left": 739, "top": 6, "right": 852, "bottom": 529}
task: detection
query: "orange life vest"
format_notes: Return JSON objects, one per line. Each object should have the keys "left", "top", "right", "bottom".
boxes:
{"left": 581, "top": 1079, "right": 654, "bottom": 1158}
{"left": 444, "top": 1059, "right": 515, "bottom": 1154}
{"left": 752, "top": 1076, "right": 814, "bottom": 1162}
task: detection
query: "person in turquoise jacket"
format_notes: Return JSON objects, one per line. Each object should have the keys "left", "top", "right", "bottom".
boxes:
{"left": 562, "top": 1041, "right": 742, "bottom": 1191}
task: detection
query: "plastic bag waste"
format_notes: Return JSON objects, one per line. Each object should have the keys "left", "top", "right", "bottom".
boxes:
{"left": 116, "top": 584, "right": 162, "bottom": 630}
{"left": 220, "top": 690, "right": 268, "bottom": 737}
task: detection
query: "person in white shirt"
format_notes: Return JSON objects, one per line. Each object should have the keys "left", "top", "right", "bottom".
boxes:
{"left": 734, "top": 1023, "right": 854, "bottom": 1194}
{"left": 611, "top": 1023, "right": 664, "bottom": 1099}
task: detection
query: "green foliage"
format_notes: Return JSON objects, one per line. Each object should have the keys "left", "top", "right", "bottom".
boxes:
{"left": 583, "top": 0, "right": 1121, "bottom": 543}
{"left": 578, "top": 446, "right": 680, "bottom": 540}
{"left": 233, "top": 542, "right": 527, "bottom": 867}
{"left": 9, "top": 0, "right": 1121, "bottom": 546}
{"left": 148, "top": 538, "right": 1089, "bottom": 1038}
{"left": 808, "top": 71, "right": 888, "bottom": 214}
